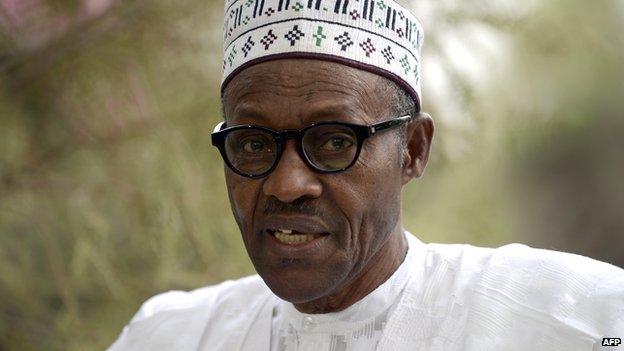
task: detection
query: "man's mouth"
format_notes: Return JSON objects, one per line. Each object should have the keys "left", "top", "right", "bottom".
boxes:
{"left": 268, "top": 228, "right": 328, "bottom": 245}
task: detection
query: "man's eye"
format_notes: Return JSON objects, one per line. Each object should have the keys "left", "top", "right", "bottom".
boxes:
{"left": 242, "top": 139, "right": 267, "bottom": 153}
{"left": 320, "top": 136, "right": 354, "bottom": 151}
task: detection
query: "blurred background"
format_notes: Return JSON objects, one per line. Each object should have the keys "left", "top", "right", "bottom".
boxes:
{"left": 1, "top": 0, "right": 623, "bottom": 349}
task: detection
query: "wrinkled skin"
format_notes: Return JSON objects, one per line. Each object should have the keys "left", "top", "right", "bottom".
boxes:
{"left": 221, "top": 59, "right": 434, "bottom": 313}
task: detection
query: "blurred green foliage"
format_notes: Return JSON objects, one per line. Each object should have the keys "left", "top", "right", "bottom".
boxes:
{"left": 0, "top": 0, "right": 622, "bottom": 349}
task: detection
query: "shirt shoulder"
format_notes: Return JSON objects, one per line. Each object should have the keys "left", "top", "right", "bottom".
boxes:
{"left": 425, "top": 241, "right": 624, "bottom": 284}
{"left": 419, "top": 241, "right": 624, "bottom": 340}
{"left": 130, "top": 274, "right": 268, "bottom": 322}
{"left": 108, "top": 274, "right": 272, "bottom": 350}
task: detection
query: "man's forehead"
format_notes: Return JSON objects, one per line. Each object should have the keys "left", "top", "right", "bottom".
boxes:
{"left": 230, "top": 99, "right": 370, "bottom": 126}
{"left": 224, "top": 60, "right": 383, "bottom": 126}
{"left": 225, "top": 59, "right": 380, "bottom": 97}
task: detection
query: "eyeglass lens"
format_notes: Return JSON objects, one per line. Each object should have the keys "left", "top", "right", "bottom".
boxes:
{"left": 223, "top": 124, "right": 358, "bottom": 175}
{"left": 301, "top": 124, "right": 357, "bottom": 171}
{"left": 225, "top": 129, "right": 278, "bottom": 175}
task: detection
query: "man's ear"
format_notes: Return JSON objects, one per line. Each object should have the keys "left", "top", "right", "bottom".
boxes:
{"left": 401, "top": 112, "right": 434, "bottom": 185}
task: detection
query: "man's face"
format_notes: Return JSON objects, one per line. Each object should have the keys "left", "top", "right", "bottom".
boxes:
{"left": 222, "top": 59, "right": 407, "bottom": 305}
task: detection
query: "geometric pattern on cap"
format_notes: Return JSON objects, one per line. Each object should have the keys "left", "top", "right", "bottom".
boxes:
{"left": 221, "top": 0, "right": 424, "bottom": 108}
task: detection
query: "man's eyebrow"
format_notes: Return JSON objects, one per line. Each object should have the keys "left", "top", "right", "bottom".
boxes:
{"left": 304, "top": 104, "right": 361, "bottom": 122}
{"left": 231, "top": 103, "right": 362, "bottom": 124}
{"left": 232, "top": 104, "right": 268, "bottom": 122}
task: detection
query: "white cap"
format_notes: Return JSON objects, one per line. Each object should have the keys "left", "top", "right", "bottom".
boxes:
{"left": 221, "top": 0, "right": 424, "bottom": 109}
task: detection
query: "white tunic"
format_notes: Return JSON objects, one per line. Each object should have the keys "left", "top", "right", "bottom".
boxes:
{"left": 108, "top": 233, "right": 624, "bottom": 351}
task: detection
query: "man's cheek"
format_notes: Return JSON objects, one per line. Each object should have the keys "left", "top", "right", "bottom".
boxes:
{"left": 226, "top": 179, "right": 259, "bottom": 230}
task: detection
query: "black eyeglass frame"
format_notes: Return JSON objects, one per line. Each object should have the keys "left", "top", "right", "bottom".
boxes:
{"left": 211, "top": 115, "right": 412, "bottom": 179}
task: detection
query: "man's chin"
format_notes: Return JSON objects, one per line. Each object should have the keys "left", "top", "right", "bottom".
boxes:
{"left": 258, "top": 269, "right": 341, "bottom": 305}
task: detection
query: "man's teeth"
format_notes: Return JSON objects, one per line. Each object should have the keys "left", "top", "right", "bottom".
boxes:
{"left": 273, "top": 229, "right": 321, "bottom": 244}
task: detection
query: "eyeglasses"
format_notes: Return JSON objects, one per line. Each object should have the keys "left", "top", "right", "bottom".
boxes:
{"left": 211, "top": 115, "right": 411, "bottom": 179}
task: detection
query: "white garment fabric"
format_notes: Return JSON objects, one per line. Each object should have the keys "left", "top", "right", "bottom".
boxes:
{"left": 108, "top": 232, "right": 624, "bottom": 351}
{"left": 270, "top": 233, "right": 413, "bottom": 351}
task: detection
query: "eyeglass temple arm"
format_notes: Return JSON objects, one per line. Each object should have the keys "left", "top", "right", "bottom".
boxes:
{"left": 369, "top": 115, "right": 412, "bottom": 134}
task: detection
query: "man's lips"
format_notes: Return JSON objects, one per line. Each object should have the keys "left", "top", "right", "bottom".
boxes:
{"left": 262, "top": 216, "right": 331, "bottom": 247}
{"left": 262, "top": 215, "right": 332, "bottom": 235}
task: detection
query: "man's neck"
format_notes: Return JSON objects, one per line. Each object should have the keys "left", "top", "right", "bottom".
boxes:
{"left": 292, "top": 224, "right": 408, "bottom": 314}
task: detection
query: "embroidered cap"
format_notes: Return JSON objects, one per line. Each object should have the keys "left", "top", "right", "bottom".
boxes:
{"left": 221, "top": 0, "right": 424, "bottom": 109}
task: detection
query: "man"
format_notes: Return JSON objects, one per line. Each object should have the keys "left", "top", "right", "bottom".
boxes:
{"left": 109, "top": 0, "right": 624, "bottom": 350}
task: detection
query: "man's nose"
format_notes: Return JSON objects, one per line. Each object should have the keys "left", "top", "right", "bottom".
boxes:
{"left": 262, "top": 140, "right": 322, "bottom": 203}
